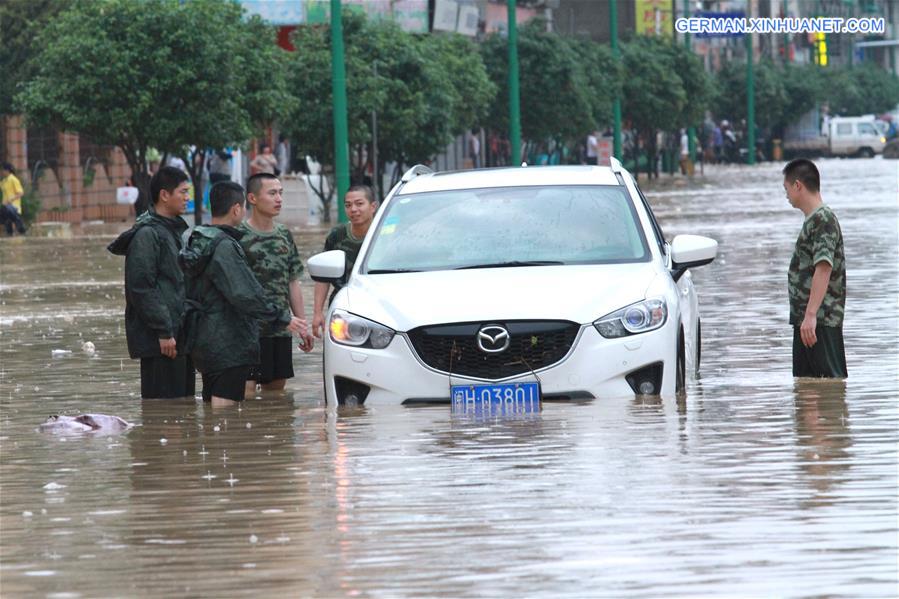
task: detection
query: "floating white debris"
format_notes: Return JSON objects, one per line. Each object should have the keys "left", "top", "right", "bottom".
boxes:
{"left": 43, "top": 482, "right": 66, "bottom": 491}
{"left": 246, "top": 422, "right": 252, "bottom": 429}
{"left": 23, "top": 511, "right": 33, "bottom": 517}
{"left": 51, "top": 349, "right": 71, "bottom": 357}
{"left": 213, "top": 425, "right": 221, "bottom": 432}
{"left": 202, "top": 471, "right": 216, "bottom": 480}
{"left": 159, "top": 438, "right": 167, "bottom": 445}
{"left": 249, "top": 535, "right": 258, "bottom": 544}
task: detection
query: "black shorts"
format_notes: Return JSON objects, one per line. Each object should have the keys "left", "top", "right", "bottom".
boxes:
{"left": 201, "top": 366, "right": 250, "bottom": 402}
{"left": 248, "top": 336, "right": 294, "bottom": 384}
{"left": 793, "top": 326, "right": 848, "bottom": 378}
{"left": 140, "top": 356, "right": 196, "bottom": 399}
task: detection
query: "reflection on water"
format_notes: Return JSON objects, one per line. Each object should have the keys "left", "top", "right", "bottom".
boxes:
{"left": 1, "top": 160, "right": 897, "bottom": 596}
{"left": 793, "top": 379, "right": 851, "bottom": 507}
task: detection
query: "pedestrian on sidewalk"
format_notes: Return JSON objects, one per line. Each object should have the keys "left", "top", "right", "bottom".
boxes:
{"left": 107, "top": 166, "right": 195, "bottom": 398}
{"left": 180, "top": 181, "right": 307, "bottom": 406}
{"left": 239, "top": 173, "right": 315, "bottom": 395}
{"left": 783, "top": 158, "right": 847, "bottom": 378}
{"left": 250, "top": 143, "right": 278, "bottom": 176}
{"left": 0, "top": 162, "right": 27, "bottom": 235}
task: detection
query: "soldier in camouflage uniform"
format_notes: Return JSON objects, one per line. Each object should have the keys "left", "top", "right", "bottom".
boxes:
{"left": 239, "top": 173, "right": 315, "bottom": 394}
{"left": 181, "top": 182, "right": 306, "bottom": 405}
{"left": 783, "top": 158, "right": 847, "bottom": 378}
{"left": 312, "top": 185, "right": 378, "bottom": 339}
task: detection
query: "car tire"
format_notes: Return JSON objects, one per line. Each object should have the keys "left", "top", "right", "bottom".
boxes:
{"left": 858, "top": 147, "right": 875, "bottom": 158}
{"left": 695, "top": 318, "right": 702, "bottom": 375}
{"left": 676, "top": 328, "right": 686, "bottom": 394}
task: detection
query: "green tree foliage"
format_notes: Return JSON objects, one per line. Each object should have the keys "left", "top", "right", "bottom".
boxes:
{"left": 820, "top": 64, "right": 899, "bottom": 116}
{"left": 481, "top": 21, "right": 594, "bottom": 146}
{"left": 286, "top": 12, "right": 494, "bottom": 210}
{"left": 0, "top": 0, "right": 72, "bottom": 116}
{"left": 564, "top": 39, "right": 622, "bottom": 131}
{"left": 621, "top": 36, "right": 712, "bottom": 176}
{"left": 713, "top": 59, "right": 787, "bottom": 131}
{"left": 16, "top": 0, "right": 290, "bottom": 221}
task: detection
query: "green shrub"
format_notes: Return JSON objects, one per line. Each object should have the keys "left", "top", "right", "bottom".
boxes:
{"left": 21, "top": 186, "right": 41, "bottom": 225}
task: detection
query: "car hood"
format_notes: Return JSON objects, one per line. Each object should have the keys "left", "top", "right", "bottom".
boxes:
{"left": 340, "top": 263, "right": 664, "bottom": 332}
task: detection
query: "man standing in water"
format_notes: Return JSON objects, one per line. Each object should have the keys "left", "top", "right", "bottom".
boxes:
{"left": 108, "top": 166, "right": 194, "bottom": 398}
{"left": 312, "top": 185, "right": 378, "bottom": 338}
{"left": 239, "top": 173, "right": 314, "bottom": 395}
{"left": 783, "top": 158, "right": 847, "bottom": 378}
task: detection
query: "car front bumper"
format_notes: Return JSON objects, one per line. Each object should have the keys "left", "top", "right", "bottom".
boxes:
{"left": 323, "top": 321, "right": 680, "bottom": 405}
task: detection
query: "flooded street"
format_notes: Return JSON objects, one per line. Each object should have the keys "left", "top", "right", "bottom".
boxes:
{"left": 1, "top": 159, "right": 896, "bottom": 597}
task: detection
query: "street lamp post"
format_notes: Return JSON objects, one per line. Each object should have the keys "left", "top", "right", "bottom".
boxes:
{"left": 746, "top": 27, "right": 756, "bottom": 165}
{"left": 611, "top": 0, "right": 622, "bottom": 160}
{"left": 684, "top": 0, "right": 696, "bottom": 166}
{"left": 331, "top": 0, "right": 350, "bottom": 222}
{"left": 508, "top": 0, "right": 522, "bottom": 165}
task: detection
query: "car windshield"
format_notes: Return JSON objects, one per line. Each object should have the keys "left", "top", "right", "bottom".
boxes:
{"left": 363, "top": 185, "right": 649, "bottom": 273}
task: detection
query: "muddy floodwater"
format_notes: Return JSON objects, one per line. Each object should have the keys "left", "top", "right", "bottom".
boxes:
{"left": 1, "top": 159, "right": 896, "bottom": 597}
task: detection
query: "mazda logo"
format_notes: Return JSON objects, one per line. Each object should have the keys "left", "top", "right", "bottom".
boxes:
{"left": 477, "top": 325, "right": 510, "bottom": 353}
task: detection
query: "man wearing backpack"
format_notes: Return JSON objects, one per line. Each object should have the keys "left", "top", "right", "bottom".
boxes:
{"left": 180, "top": 181, "right": 306, "bottom": 405}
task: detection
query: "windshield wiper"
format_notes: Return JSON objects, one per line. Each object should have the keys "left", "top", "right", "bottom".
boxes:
{"left": 367, "top": 268, "right": 422, "bottom": 274}
{"left": 454, "top": 260, "right": 564, "bottom": 270}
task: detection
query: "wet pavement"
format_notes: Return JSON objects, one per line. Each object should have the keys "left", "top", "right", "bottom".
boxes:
{"left": 1, "top": 158, "right": 896, "bottom": 597}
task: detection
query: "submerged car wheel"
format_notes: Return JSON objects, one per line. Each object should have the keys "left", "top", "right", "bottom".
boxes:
{"left": 676, "top": 328, "right": 686, "bottom": 394}
{"left": 695, "top": 318, "right": 702, "bottom": 375}
{"left": 858, "top": 147, "right": 875, "bottom": 158}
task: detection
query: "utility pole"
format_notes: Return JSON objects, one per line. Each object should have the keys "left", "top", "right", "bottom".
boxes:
{"left": 684, "top": 0, "right": 696, "bottom": 166}
{"left": 508, "top": 0, "right": 521, "bottom": 165}
{"left": 331, "top": 0, "right": 350, "bottom": 222}
{"left": 746, "top": 26, "right": 756, "bottom": 165}
{"left": 610, "top": 0, "right": 622, "bottom": 160}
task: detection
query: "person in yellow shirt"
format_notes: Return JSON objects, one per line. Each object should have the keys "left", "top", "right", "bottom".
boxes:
{"left": 0, "top": 162, "right": 27, "bottom": 235}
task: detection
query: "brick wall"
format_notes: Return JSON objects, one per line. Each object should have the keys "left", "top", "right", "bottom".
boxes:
{"left": 2, "top": 115, "right": 133, "bottom": 224}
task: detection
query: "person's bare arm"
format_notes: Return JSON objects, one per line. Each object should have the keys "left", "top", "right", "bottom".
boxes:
{"left": 312, "top": 281, "right": 330, "bottom": 339}
{"left": 800, "top": 261, "right": 832, "bottom": 348}
{"left": 289, "top": 279, "right": 314, "bottom": 352}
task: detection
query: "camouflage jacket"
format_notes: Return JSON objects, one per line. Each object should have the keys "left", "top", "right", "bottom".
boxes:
{"left": 324, "top": 223, "right": 364, "bottom": 294}
{"left": 237, "top": 222, "right": 304, "bottom": 337}
{"left": 788, "top": 205, "right": 846, "bottom": 327}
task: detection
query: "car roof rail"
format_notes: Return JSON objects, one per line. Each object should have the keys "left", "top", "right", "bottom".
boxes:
{"left": 400, "top": 164, "right": 434, "bottom": 183}
{"left": 609, "top": 156, "right": 624, "bottom": 174}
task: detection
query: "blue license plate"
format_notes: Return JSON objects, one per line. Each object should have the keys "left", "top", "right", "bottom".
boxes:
{"left": 451, "top": 382, "right": 541, "bottom": 414}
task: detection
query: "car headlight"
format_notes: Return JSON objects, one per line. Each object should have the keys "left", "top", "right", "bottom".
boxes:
{"left": 329, "top": 309, "right": 395, "bottom": 349}
{"left": 594, "top": 298, "right": 667, "bottom": 338}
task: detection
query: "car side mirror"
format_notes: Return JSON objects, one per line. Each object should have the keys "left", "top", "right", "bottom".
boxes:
{"left": 308, "top": 250, "right": 346, "bottom": 283}
{"left": 670, "top": 235, "right": 717, "bottom": 282}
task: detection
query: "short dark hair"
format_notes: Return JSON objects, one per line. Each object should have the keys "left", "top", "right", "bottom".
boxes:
{"left": 209, "top": 181, "right": 245, "bottom": 217}
{"left": 259, "top": 142, "right": 271, "bottom": 152}
{"left": 782, "top": 158, "right": 820, "bottom": 193}
{"left": 246, "top": 172, "right": 279, "bottom": 197}
{"left": 149, "top": 166, "right": 189, "bottom": 204}
{"left": 0, "top": 162, "right": 14, "bottom": 173}
{"left": 346, "top": 184, "right": 375, "bottom": 204}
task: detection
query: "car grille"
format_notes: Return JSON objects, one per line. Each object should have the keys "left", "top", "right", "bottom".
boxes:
{"left": 407, "top": 320, "right": 580, "bottom": 380}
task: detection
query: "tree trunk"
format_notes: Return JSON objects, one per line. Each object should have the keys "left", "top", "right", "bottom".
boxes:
{"left": 132, "top": 170, "right": 152, "bottom": 217}
{"left": 185, "top": 149, "right": 206, "bottom": 226}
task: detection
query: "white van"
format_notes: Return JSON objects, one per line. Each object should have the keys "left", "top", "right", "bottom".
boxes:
{"left": 828, "top": 116, "right": 887, "bottom": 157}
{"left": 784, "top": 113, "right": 888, "bottom": 157}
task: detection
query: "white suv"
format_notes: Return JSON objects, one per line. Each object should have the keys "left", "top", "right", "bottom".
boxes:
{"left": 309, "top": 160, "right": 717, "bottom": 408}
